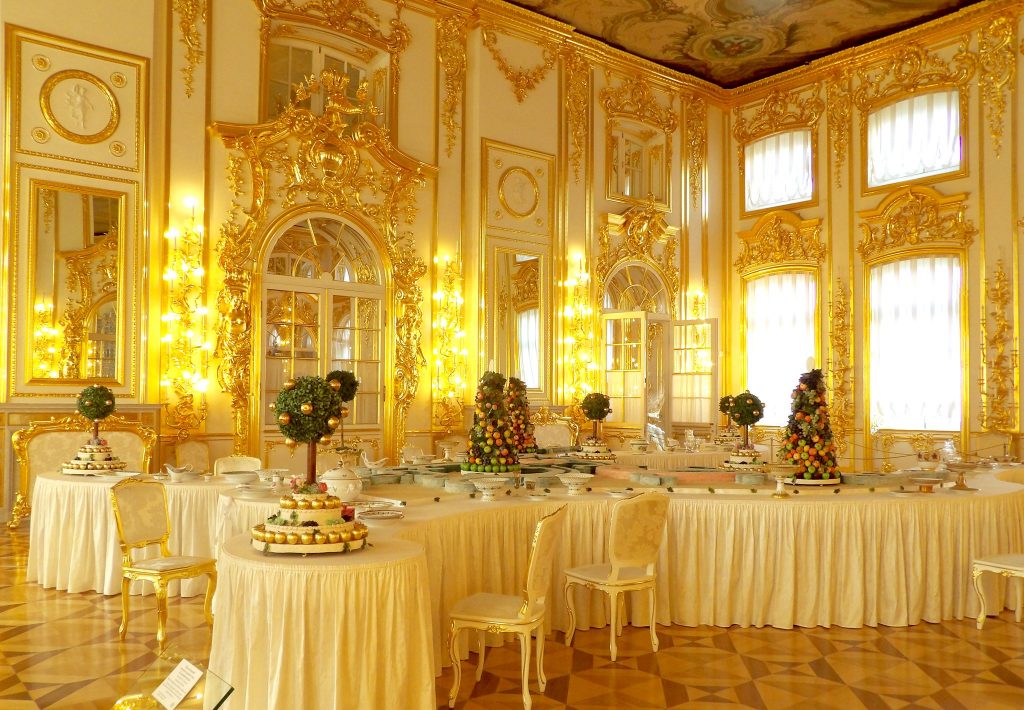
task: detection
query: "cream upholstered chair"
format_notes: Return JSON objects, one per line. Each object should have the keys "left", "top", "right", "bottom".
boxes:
{"left": 972, "top": 554, "right": 1024, "bottom": 629}
{"left": 174, "top": 439, "right": 211, "bottom": 473}
{"left": 213, "top": 454, "right": 262, "bottom": 475}
{"left": 8, "top": 413, "right": 156, "bottom": 529}
{"left": 532, "top": 407, "right": 580, "bottom": 450}
{"left": 563, "top": 491, "right": 669, "bottom": 661}
{"left": 110, "top": 477, "right": 217, "bottom": 648}
{"left": 447, "top": 505, "right": 568, "bottom": 709}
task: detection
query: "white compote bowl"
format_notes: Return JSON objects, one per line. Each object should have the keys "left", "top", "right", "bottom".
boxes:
{"left": 557, "top": 472, "right": 594, "bottom": 496}
{"left": 472, "top": 477, "right": 509, "bottom": 502}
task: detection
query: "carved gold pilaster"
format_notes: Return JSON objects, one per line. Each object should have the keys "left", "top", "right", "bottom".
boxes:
{"left": 215, "top": 69, "right": 431, "bottom": 457}
{"left": 437, "top": 13, "right": 468, "bottom": 158}
{"left": 981, "top": 258, "right": 1017, "bottom": 433}
{"left": 734, "top": 210, "right": 824, "bottom": 276}
{"left": 828, "top": 280, "right": 853, "bottom": 456}
{"left": 172, "top": 0, "right": 207, "bottom": 98}
{"left": 685, "top": 94, "right": 706, "bottom": 208}
{"left": 857, "top": 186, "right": 976, "bottom": 262}
{"left": 979, "top": 14, "right": 1017, "bottom": 158}
{"left": 596, "top": 197, "right": 680, "bottom": 318}
{"left": 480, "top": 26, "right": 557, "bottom": 103}
{"left": 826, "top": 70, "right": 851, "bottom": 189}
{"left": 563, "top": 46, "right": 590, "bottom": 183}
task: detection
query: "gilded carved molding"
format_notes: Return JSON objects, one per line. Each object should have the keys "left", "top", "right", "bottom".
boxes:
{"left": 857, "top": 186, "right": 976, "bottom": 262}
{"left": 172, "top": 0, "right": 207, "bottom": 98}
{"left": 480, "top": 25, "right": 557, "bottom": 102}
{"left": 437, "top": 13, "right": 468, "bottom": 158}
{"left": 979, "top": 14, "right": 1017, "bottom": 158}
{"left": 215, "top": 69, "right": 430, "bottom": 455}
{"left": 732, "top": 87, "right": 823, "bottom": 144}
{"left": 684, "top": 94, "right": 706, "bottom": 209}
{"left": 600, "top": 72, "right": 678, "bottom": 134}
{"left": 826, "top": 70, "right": 851, "bottom": 189}
{"left": 563, "top": 46, "right": 590, "bottom": 183}
{"left": 852, "top": 37, "right": 977, "bottom": 111}
{"left": 828, "top": 279, "right": 853, "bottom": 456}
{"left": 981, "top": 258, "right": 1017, "bottom": 434}
{"left": 734, "top": 210, "right": 824, "bottom": 275}
{"left": 596, "top": 197, "right": 680, "bottom": 318}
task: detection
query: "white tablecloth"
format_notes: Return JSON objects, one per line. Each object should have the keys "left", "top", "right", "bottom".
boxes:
{"left": 26, "top": 472, "right": 233, "bottom": 596}
{"left": 614, "top": 450, "right": 732, "bottom": 470}
{"left": 209, "top": 534, "right": 434, "bottom": 710}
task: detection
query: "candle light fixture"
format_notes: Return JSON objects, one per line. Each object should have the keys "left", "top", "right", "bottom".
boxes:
{"left": 431, "top": 253, "right": 467, "bottom": 434}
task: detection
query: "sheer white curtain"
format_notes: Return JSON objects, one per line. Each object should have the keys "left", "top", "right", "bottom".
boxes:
{"left": 867, "top": 90, "right": 960, "bottom": 187}
{"left": 744, "top": 129, "right": 813, "bottom": 212}
{"left": 517, "top": 308, "right": 539, "bottom": 388}
{"left": 745, "top": 272, "right": 817, "bottom": 426}
{"left": 869, "top": 256, "right": 961, "bottom": 430}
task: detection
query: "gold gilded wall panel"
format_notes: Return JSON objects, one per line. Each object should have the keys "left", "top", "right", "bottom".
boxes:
{"left": 856, "top": 185, "right": 975, "bottom": 263}
{"left": 734, "top": 209, "right": 825, "bottom": 276}
{"left": 214, "top": 70, "right": 433, "bottom": 457}
{"left": 8, "top": 27, "right": 146, "bottom": 172}
{"left": 483, "top": 140, "right": 555, "bottom": 237}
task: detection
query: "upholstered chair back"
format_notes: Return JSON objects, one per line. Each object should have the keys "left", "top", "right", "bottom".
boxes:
{"left": 532, "top": 407, "right": 580, "bottom": 449}
{"left": 213, "top": 454, "right": 262, "bottom": 475}
{"left": 110, "top": 478, "right": 171, "bottom": 551}
{"left": 175, "top": 440, "right": 211, "bottom": 472}
{"left": 521, "top": 505, "right": 568, "bottom": 617}
{"left": 609, "top": 492, "right": 670, "bottom": 577}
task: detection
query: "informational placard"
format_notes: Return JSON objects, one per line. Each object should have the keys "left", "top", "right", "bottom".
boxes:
{"left": 151, "top": 658, "right": 204, "bottom": 710}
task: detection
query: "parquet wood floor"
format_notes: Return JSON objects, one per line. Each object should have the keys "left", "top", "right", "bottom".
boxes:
{"left": 2, "top": 527, "right": 1023, "bottom": 708}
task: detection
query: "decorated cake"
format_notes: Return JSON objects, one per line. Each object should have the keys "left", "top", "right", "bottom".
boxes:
{"left": 62, "top": 440, "right": 128, "bottom": 475}
{"left": 251, "top": 481, "right": 368, "bottom": 553}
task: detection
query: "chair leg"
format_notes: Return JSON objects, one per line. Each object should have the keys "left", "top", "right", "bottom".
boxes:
{"left": 535, "top": 624, "right": 547, "bottom": 692}
{"left": 617, "top": 593, "right": 626, "bottom": 636}
{"left": 648, "top": 585, "right": 659, "bottom": 652}
{"left": 204, "top": 571, "right": 217, "bottom": 627}
{"left": 563, "top": 579, "right": 577, "bottom": 648}
{"left": 1017, "top": 576, "right": 1023, "bottom": 624}
{"left": 154, "top": 582, "right": 169, "bottom": 649}
{"left": 476, "top": 630, "right": 486, "bottom": 681}
{"left": 118, "top": 576, "right": 131, "bottom": 640}
{"left": 447, "top": 623, "right": 462, "bottom": 708}
{"left": 608, "top": 590, "right": 619, "bottom": 662}
{"left": 519, "top": 631, "right": 533, "bottom": 709}
{"left": 972, "top": 567, "right": 988, "bottom": 630}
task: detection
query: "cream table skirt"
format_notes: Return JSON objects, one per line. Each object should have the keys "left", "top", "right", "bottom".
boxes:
{"left": 26, "top": 472, "right": 233, "bottom": 597}
{"left": 614, "top": 450, "right": 732, "bottom": 470}
{"left": 209, "top": 534, "right": 434, "bottom": 710}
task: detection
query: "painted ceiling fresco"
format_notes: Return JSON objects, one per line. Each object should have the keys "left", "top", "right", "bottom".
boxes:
{"left": 508, "top": 0, "right": 986, "bottom": 87}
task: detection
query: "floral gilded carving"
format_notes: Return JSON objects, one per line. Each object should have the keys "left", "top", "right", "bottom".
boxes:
{"left": 979, "top": 14, "right": 1016, "bottom": 158}
{"left": 852, "top": 37, "right": 977, "bottom": 111}
{"left": 828, "top": 280, "right": 853, "bottom": 456}
{"left": 734, "top": 211, "right": 824, "bottom": 276}
{"left": 857, "top": 186, "right": 975, "bottom": 262}
{"left": 732, "top": 87, "right": 823, "bottom": 144}
{"left": 684, "top": 94, "right": 706, "bottom": 209}
{"left": 172, "top": 0, "right": 207, "bottom": 98}
{"left": 437, "top": 13, "right": 468, "bottom": 158}
{"left": 215, "top": 69, "right": 432, "bottom": 456}
{"left": 563, "top": 46, "right": 590, "bottom": 183}
{"left": 480, "top": 26, "right": 557, "bottom": 103}
{"left": 596, "top": 197, "right": 680, "bottom": 318}
{"left": 826, "top": 69, "right": 851, "bottom": 188}
{"left": 600, "top": 73, "right": 678, "bottom": 134}
{"left": 981, "top": 258, "right": 1017, "bottom": 434}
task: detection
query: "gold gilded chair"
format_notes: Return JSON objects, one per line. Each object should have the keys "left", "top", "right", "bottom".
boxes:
{"left": 174, "top": 439, "right": 211, "bottom": 473}
{"left": 8, "top": 413, "right": 156, "bottom": 529}
{"left": 972, "top": 554, "right": 1024, "bottom": 629}
{"left": 532, "top": 407, "right": 580, "bottom": 450}
{"left": 447, "top": 506, "right": 567, "bottom": 709}
{"left": 563, "top": 491, "right": 669, "bottom": 661}
{"left": 109, "top": 477, "right": 217, "bottom": 648}
{"left": 212, "top": 454, "right": 261, "bottom": 475}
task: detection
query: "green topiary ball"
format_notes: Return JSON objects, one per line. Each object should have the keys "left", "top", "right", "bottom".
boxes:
{"left": 581, "top": 392, "right": 612, "bottom": 421}
{"left": 77, "top": 385, "right": 116, "bottom": 421}
{"left": 274, "top": 376, "right": 343, "bottom": 444}
{"left": 719, "top": 394, "right": 735, "bottom": 415}
{"left": 327, "top": 369, "right": 359, "bottom": 403}
{"left": 730, "top": 390, "right": 765, "bottom": 427}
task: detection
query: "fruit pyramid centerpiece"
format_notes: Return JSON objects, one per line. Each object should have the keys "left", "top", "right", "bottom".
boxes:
{"left": 505, "top": 376, "right": 537, "bottom": 454}
{"left": 780, "top": 368, "right": 840, "bottom": 482}
{"left": 462, "top": 371, "right": 521, "bottom": 474}
{"left": 63, "top": 385, "right": 128, "bottom": 475}
{"left": 251, "top": 375, "right": 368, "bottom": 553}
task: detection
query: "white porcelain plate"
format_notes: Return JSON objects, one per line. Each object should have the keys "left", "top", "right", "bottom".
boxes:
{"left": 605, "top": 489, "right": 635, "bottom": 499}
{"left": 359, "top": 509, "right": 405, "bottom": 520}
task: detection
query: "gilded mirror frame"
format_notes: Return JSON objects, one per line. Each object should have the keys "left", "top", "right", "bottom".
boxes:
{"left": 605, "top": 115, "right": 672, "bottom": 210}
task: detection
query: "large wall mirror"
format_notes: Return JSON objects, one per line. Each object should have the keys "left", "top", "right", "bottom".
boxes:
{"left": 607, "top": 117, "right": 670, "bottom": 207}
{"left": 27, "top": 181, "right": 126, "bottom": 383}
{"left": 486, "top": 239, "right": 550, "bottom": 400}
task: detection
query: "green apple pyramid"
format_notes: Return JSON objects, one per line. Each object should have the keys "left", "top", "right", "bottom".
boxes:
{"left": 463, "top": 371, "right": 521, "bottom": 473}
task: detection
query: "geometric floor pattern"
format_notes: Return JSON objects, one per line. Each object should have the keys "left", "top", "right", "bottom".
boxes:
{"left": 3, "top": 528, "right": 1024, "bottom": 709}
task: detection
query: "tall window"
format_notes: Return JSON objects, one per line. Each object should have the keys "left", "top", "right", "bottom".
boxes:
{"left": 744, "top": 129, "right": 813, "bottom": 212}
{"left": 869, "top": 256, "right": 961, "bottom": 430}
{"left": 266, "top": 39, "right": 369, "bottom": 119}
{"left": 867, "top": 90, "right": 961, "bottom": 188}
{"left": 745, "top": 272, "right": 817, "bottom": 425}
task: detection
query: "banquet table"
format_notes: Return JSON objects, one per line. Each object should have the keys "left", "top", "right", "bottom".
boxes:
{"left": 208, "top": 533, "right": 434, "bottom": 710}
{"left": 613, "top": 449, "right": 732, "bottom": 470}
{"left": 214, "top": 470, "right": 1024, "bottom": 673}
{"left": 26, "top": 472, "right": 234, "bottom": 596}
